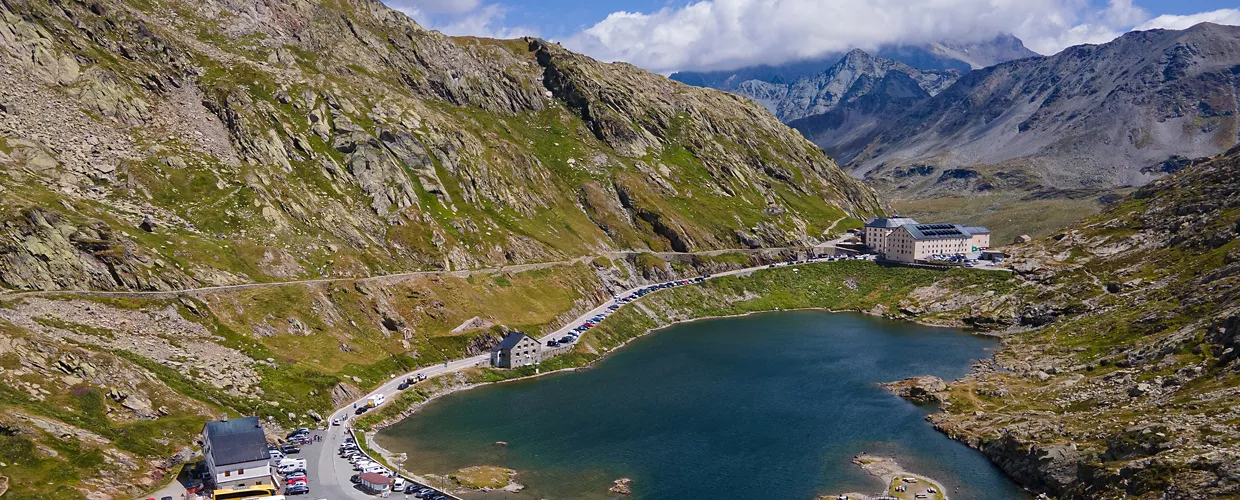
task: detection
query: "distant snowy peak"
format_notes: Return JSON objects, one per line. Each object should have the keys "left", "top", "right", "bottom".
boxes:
{"left": 731, "top": 49, "right": 960, "bottom": 122}
{"left": 669, "top": 33, "right": 1037, "bottom": 92}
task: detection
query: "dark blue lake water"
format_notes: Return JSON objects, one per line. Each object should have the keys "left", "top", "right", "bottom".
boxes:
{"left": 376, "top": 311, "right": 1028, "bottom": 499}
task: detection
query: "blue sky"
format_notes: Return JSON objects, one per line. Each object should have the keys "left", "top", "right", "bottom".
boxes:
{"left": 383, "top": 0, "right": 1240, "bottom": 73}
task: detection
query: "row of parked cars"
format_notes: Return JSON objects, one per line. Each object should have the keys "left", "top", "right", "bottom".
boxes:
{"left": 341, "top": 437, "right": 394, "bottom": 477}
{"left": 342, "top": 438, "right": 451, "bottom": 499}
{"left": 547, "top": 276, "right": 712, "bottom": 347}
{"left": 927, "top": 253, "right": 990, "bottom": 267}
{"left": 272, "top": 429, "right": 312, "bottom": 495}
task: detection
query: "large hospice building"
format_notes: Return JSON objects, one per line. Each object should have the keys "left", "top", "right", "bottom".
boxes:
{"left": 863, "top": 217, "right": 990, "bottom": 263}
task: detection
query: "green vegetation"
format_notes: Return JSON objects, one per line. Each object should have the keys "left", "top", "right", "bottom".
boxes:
{"left": 464, "top": 262, "right": 1013, "bottom": 385}
{"left": 450, "top": 465, "right": 515, "bottom": 489}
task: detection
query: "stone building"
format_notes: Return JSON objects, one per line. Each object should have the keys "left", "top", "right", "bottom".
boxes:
{"left": 862, "top": 216, "right": 920, "bottom": 257}
{"left": 864, "top": 218, "right": 991, "bottom": 263}
{"left": 490, "top": 332, "right": 541, "bottom": 368}
{"left": 201, "top": 416, "right": 274, "bottom": 491}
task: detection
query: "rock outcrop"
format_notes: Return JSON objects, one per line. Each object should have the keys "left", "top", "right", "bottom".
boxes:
{"left": 883, "top": 375, "right": 948, "bottom": 403}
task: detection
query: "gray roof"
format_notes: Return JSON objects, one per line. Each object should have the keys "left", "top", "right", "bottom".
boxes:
{"left": 491, "top": 332, "right": 531, "bottom": 352}
{"left": 904, "top": 223, "right": 972, "bottom": 241}
{"left": 203, "top": 417, "right": 269, "bottom": 466}
{"left": 961, "top": 226, "right": 991, "bottom": 235}
{"left": 865, "top": 217, "right": 919, "bottom": 228}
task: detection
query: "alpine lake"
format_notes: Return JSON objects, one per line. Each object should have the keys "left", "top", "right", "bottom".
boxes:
{"left": 376, "top": 311, "right": 1030, "bottom": 499}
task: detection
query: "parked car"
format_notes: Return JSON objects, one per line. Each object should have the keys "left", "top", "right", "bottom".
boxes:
{"left": 350, "top": 474, "right": 361, "bottom": 484}
{"left": 405, "top": 484, "right": 421, "bottom": 493}
{"left": 280, "top": 444, "right": 300, "bottom": 454}
{"left": 286, "top": 484, "right": 310, "bottom": 495}
{"left": 546, "top": 340, "right": 559, "bottom": 347}
{"left": 392, "top": 477, "right": 406, "bottom": 490}
{"left": 397, "top": 381, "right": 409, "bottom": 390}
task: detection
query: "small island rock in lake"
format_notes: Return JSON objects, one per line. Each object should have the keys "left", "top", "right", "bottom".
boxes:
{"left": 882, "top": 375, "right": 948, "bottom": 403}
{"left": 449, "top": 465, "right": 523, "bottom": 492}
{"left": 610, "top": 477, "right": 633, "bottom": 495}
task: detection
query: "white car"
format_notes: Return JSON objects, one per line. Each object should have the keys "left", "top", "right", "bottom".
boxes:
{"left": 392, "top": 478, "right": 406, "bottom": 490}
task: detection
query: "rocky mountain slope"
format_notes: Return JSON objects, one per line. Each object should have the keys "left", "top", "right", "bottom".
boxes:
{"left": 788, "top": 22, "right": 1240, "bottom": 244}
{"left": 0, "top": 0, "right": 880, "bottom": 295}
{"left": 883, "top": 144, "right": 1240, "bottom": 498}
{"left": 796, "top": 23, "right": 1240, "bottom": 199}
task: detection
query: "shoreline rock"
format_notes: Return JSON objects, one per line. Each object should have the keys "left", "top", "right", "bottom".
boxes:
{"left": 882, "top": 375, "right": 948, "bottom": 404}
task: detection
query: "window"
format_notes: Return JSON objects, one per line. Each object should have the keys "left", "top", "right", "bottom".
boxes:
{"left": 238, "top": 469, "right": 245, "bottom": 474}
{"left": 224, "top": 471, "right": 231, "bottom": 477}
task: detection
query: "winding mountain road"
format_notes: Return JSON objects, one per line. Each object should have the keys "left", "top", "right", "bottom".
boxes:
{"left": 2, "top": 247, "right": 810, "bottom": 300}
{"left": 311, "top": 257, "right": 836, "bottom": 499}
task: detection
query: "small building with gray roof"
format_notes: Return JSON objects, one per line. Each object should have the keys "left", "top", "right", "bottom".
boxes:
{"left": 490, "top": 332, "right": 541, "bottom": 368}
{"left": 201, "top": 416, "right": 274, "bottom": 491}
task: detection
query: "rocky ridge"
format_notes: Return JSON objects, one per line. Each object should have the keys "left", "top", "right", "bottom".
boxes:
{"left": 884, "top": 145, "right": 1240, "bottom": 498}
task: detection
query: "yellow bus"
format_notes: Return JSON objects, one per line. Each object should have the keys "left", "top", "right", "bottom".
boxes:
{"left": 212, "top": 485, "right": 278, "bottom": 500}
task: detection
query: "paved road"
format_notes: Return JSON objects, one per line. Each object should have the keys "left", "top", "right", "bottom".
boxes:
{"left": 2, "top": 247, "right": 809, "bottom": 300}
{"left": 308, "top": 256, "right": 850, "bottom": 499}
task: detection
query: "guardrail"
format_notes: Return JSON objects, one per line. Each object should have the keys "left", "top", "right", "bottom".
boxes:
{"left": 345, "top": 427, "right": 464, "bottom": 500}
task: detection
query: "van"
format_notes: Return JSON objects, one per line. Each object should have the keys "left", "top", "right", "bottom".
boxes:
{"left": 366, "top": 394, "right": 386, "bottom": 408}
{"left": 268, "top": 450, "right": 284, "bottom": 460}
{"left": 278, "top": 464, "right": 305, "bottom": 475}
{"left": 278, "top": 458, "right": 307, "bottom": 468}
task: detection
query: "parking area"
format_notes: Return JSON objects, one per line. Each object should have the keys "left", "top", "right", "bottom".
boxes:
{"left": 303, "top": 424, "right": 458, "bottom": 500}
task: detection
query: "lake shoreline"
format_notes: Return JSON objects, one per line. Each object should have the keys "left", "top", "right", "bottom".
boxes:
{"left": 366, "top": 305, "right": 1011, "bottom": 498}
{"left": 368, "top": 304, "right": 998, "bottom": 436}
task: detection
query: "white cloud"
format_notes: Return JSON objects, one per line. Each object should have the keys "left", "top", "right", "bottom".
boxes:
{"left": 560, "top": 0, "right": 1235, "bottom": 74}
{"left": 1135, "top": 8, "right": 1240, "bottom": 31}
{"left": 385, "top": 0, "right": 482, "bottom": 16}
{"left": 433, "top": 4, "right": 539, "bottom": 39}
{"left": 385, "top": 1, "right": 538, "bottom": 39}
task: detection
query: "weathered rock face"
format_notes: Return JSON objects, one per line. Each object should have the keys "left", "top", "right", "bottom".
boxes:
{"left": 0, "top": 0, "right": 878, "bottom": 293}
{"left": 0, "top": 209, "right": 195, "bottom": 291}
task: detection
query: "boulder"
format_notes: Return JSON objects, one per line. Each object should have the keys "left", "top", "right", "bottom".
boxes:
{"left": 883, "top": 376, "right": 948, "bottom": 403}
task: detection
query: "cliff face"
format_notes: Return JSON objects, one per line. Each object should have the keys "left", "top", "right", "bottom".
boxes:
{"left": 0, "top": 0, "right": 879, "bottom": 293}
